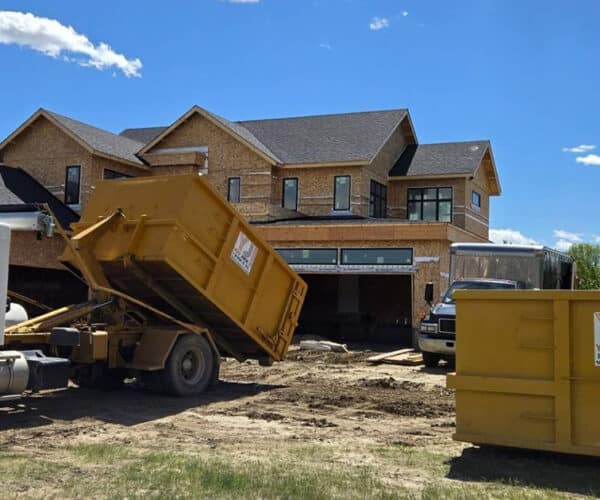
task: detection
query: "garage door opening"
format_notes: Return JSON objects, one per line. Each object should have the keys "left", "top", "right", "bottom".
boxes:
{"left": 296, "top": 274, "right": 412, "bottom": 345}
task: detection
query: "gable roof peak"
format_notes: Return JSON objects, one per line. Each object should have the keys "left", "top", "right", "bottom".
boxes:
{"left": 0, "top": 108, "right": 147, "bottom": 168}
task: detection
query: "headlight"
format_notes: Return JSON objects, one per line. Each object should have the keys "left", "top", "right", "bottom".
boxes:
{"left": 420, "top": 322, "right": 438, "bottom": 334}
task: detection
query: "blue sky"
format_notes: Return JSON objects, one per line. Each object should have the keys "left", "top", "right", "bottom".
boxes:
{"left": 0, "top": 0, "right": 598, "bottom": 250}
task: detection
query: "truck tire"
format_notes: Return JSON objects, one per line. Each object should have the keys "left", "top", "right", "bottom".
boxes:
{"left": 422, "top": 352, "right": 441, "bottom": 368}
{"left": 162, "top": 334, "right": 215, "bottom": 396}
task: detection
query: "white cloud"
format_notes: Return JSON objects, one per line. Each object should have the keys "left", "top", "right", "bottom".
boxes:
{"left": 369, "top": 17, "right": 389, "bottom": 31}
{"left": 562, "top": 144, "right": 596, "bottom": 153}
{"left": 319, "top": 43, "right": 332, "bottom": 50}
{"left": 552, "top": 229, "right": 582, "bottom": 252}
{"left": 0, "top": 10, "right": 142, "bottom": 77}
{"left": 553, "top": 229, "right": 582, "bottom": 243}
{"left": 555, "top": 240, "right": 574, "bottom": 252}
{"left": 489, "top": 228, "right": 539, "bottom": 246}
{"left": 576, "top": 154, "right": 600, "bottom": 166}
{"left": 401, "top": 11, "right": 409, "bottom": 17}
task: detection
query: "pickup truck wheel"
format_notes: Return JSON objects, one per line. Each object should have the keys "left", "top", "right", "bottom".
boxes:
{"left": 422, "top": 352, "right": 441, "bottom": 368}
{"left": 163, "top": 334, "right": 215, "bottom": 396}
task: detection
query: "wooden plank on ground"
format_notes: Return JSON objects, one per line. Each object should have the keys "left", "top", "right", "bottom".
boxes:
{"left": 379, "top": 352, "right": 423, "bottom": 366}
{"left": 367, "top": 348, "right": 414, "bottom": 363}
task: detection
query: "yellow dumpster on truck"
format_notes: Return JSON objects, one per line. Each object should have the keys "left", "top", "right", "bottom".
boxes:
{"left": 447, "top": 290, "right": 600, "bottom": 457}
{"left": 2, "top": 174, "right": 306, "bottom": 397}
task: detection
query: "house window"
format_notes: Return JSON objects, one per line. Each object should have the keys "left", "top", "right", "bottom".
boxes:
{"left": 407, "top": 187, "right": 452, "bottom": 222}
{"left": 341, "top": 248, "right": 413, "bottom": 265}
{"left": 104, "top": 169, "right": 132, "bottom": 179}
{"left": 472, "top": 191, "right": 481, "bottom": 210}
{"left": 369, "top": 180, "right": 387, "bottom": 218}
{"left": 228, "top": 177, "right": 241, "bottom": 203}
{"left": 277, "top": 248, "right": 338, "bottom": 265}
{"left": 334, "top": 175, "right": 351, "bottom": 211}
{"left": 65, "top": 165, "right": 81, "bottom": 205}
{"left": 282, "top": 177, "right": 298, "bottom": 211}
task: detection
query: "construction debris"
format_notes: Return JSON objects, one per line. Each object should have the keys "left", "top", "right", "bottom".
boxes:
{"left": 367, "top": 349, "right": 423, "bottom": 366}
{"left": 299, "top": 340, "right": 349, "bottom": 353}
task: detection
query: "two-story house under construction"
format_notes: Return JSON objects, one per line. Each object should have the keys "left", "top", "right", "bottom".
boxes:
{"left": 0, "top": 105, "right": 501, "bottom": 343}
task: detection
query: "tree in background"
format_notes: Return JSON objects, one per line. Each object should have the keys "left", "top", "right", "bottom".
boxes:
{"left": 568, "top": 244, "right": 600, "bottom": 290}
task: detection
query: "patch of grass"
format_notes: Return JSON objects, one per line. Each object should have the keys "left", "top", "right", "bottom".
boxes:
{"left": 371, "top": 445, "right": 448, "bottom": 472}
{"left": 103, "top": 452, "right": 405, "bottom": 500}
{"left": 69, "top": 443, "right": 131, "bottom": 463}
{"left": 419, "top": 481, "right": 567, "bottom": 500}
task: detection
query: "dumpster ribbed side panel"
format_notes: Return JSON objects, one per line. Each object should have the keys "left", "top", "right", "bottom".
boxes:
{"left": 447, "top": 290, "right": 600, "bottom": 457}
{"left": 65, "top": 174, "right": 307, "bottom": 361}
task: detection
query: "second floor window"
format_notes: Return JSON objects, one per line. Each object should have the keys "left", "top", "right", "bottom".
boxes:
{"left": 472, "top": 191, "right": 481, "bottom": 210}
{"left": 65, "top": 165, "right": 81, "bottom": 205}
{"left": 369, "top": 180, "right": 387, "bottom": 218}
{"left": 228, "top": 177, "right": 241, "bottom": 203}
{"left": 334, "top": 175, "right": 351, "bottom": 211}
{"left": 407, "top": 187, "right": 452, "bottom": 222}
{"left": 282, "top": 177, "right": 298, "bottom": 210}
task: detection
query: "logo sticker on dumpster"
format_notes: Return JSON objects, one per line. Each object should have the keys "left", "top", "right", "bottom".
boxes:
{"left": 231, "top": 231, "right": 258, "bottom": 275}
{"left": 595, "top": 312, "right": 600, "bottom": 367}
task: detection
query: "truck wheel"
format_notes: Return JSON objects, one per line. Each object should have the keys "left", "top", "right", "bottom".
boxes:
{"left": 162, "top": 334, "right": 215, "bottom": 396}
{"left": 422, "top": 352, "right": 441, "bottom": 368}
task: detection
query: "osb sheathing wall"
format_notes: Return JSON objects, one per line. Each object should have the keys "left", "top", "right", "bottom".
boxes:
{"left": 272, "top": 165, "right": 367, "bottom": 216}
{"left": 143, "top": 113, "right": 273, "bottom": 210}
{"left": 463, "top": 152, "right": 492, "bottom": 240}
{"left": 9, "top": 232, "right": 65, "bottom": 270}
{"left": 1, "top": 116, "right": 146, "bottom": 209}
{"left": 1, "top": 116, "right": 95, "bottom": 205}
{"left": 388, "top": 177, "right": 467, "bottom": 225}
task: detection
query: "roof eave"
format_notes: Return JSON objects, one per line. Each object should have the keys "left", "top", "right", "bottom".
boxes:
{"left": 279, "top": 160, "right": 368, "bottom": 169}
{"left": 93, "top": 151, "right": 150, "bottom": 171}
{"left": 485, "top": 144, "right": 502, "bottom": 196}
{"left": 388, "top": 173, "right": 472, "bottom": 181}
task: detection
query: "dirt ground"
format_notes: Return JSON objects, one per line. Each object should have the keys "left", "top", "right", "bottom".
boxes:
{"left": 1, "top": 344, "right": 600, "bottom": 498}
{"left": 0, "top": 347, "right": 457, "bottom": 454}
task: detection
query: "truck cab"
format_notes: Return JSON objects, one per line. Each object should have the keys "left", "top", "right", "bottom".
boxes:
{"left": 418, "top": 279, "right": 520, "bottom": 367}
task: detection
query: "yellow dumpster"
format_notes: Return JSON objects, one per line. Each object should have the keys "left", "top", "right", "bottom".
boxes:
{"left": 63, "top": 174, "right": 307, "bottom": 363}
{"left": 447, "top": 290, "right": 600, "bottom": 457}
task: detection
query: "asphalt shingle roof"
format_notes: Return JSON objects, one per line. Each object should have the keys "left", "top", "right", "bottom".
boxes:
{"left": 45, "top": 110, "right": 145, "bottom": 165}
{"left": 0, "top": 165, "right": 80, "bottom": 229}
{"left": 207, "top": 109, "right": 281, "bottom": 162}
{"left": 239, "top": 109, "right": 408, "bottom": 164}
{"left": 119, "top": 108, "right": 410, "bottom": 165}
{"left": 119, "top": 126, "right": 168, "bottom": 144}
{"left": 389, "top": 141, "right": 490, "bottom": 177}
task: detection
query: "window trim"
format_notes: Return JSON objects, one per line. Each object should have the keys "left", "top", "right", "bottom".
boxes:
{"left": 369, "top": 179, "right": 387, "bottom": 218}
{"left": 64, "top": 165, "right": 81, "bottom": 205}
{"left": 407, "top": 186, "right": 453, "bottom": 222}
{"left": 227, "top": 176, "right": 241, "bottom": 203}
{"left": 333, "top": 175, "right": 351, "bottom": 211}
{"left": 282, "top": 177, "right": 299, "bottom": 211}
{"left": 340, "top": 247, "right": 414, "bottom": 266}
